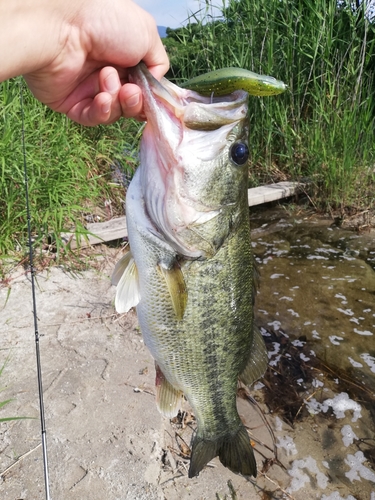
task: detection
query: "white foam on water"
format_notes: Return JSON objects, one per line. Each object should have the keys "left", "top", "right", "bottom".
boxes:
{"left": 267, "top": 320, "right": 281, "bottom": 331}
{"left": 269, "top": 354, "right": 281, "bottom": 367}
{"left": 287, "top": 309, "right": 300, "bottom": 317}
{"left": 350, "top": 317, "right": 360, "bottom": 324}
{"left": 276, "top": 435, "right": 298, "bottom": 456}
{"left": 348, "top": 357, "right": 363, "bottom": 368}
{"left": 331, "top": 277, "right": 357, "bottom": 282}
{"left": 305, "top": 393, "right": 362, "bottom": 422}
{"left": 292, "top": 339, "right": 305, "bottom": 347}
{"left": 273, "top": 249, "right": 288, "bottom": 257}
{"left": 345, "top": 451, "right": 375, "bottom": 483}
{"left": 312, "top": 330, "right": 321, "bottom": 339}
{"left": 260, "top": 327, "right": 270, "bottom": 336}
{"left": 312, "top": 379, "right": 324, "bottom": 388}
{"left": 335, "top": 293, "right": 347, "bottom": 302}
{"left": 316, "top": 247, "right": 340, "bottom": 254}
{"left": 341, "top": 424, "right": 358, "bottom": 447}
{"left": 279, "top": 296, "right": 293, "bottom": 301}
{"left": 337, "top": 308, "right": 354, "bottom": 316}
{"left": 360, "top": 353, "right": 375, "bottom": 373}
{"left": 329, "top": 336, "right": 343, "bottom": 345}
{"left": 262, "top": 256, "right": 273, "bottom": 265}
{"left": 354, "top": 328, "right": 373, "bottom": 336}
{"left": 287, "top": 456, "right": 328, "bottom": 492}
{"left": 268, "top": 342, "right": 280, "bottom": 358}
{"left": 342, "top": 254, "right": 356, "bottom": 261}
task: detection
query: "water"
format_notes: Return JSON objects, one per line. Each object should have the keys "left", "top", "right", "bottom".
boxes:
{"left": 252, "top": 207, "right": 375, "bottom": 388}
{"left": 250, "top": 205, "right": 375, "bottom": 498}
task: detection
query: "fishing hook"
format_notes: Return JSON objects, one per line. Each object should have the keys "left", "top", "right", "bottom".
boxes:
{"left": 20, "top": 80, "right": 52, "bottom": 500}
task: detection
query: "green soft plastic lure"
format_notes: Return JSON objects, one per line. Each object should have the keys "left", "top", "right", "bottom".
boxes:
{"left": 180, "top": 67, "right": 287, "bottom": 97}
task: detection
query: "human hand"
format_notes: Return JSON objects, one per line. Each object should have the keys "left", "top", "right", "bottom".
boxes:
{"left": 0, "top": 0, "right": 169, "bottom": 125}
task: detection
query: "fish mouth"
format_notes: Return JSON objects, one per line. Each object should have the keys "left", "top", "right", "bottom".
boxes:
{"left": 128, "top": 63, "right": 249, "bottom": 258}
{"left": 129, "top": 62, "right": 248, "bottom": 132}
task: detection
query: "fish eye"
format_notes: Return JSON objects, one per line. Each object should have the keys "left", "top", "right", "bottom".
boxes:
{"left": 230, "top": 142, "right": 249, "bottom": 166}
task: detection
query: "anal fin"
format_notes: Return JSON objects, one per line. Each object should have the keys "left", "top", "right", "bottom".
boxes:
{"left": 155, "top": 363, "right": 182, "bottom": 418}
{"left": 239, "top": 325, "right": 268, "bottom": 386}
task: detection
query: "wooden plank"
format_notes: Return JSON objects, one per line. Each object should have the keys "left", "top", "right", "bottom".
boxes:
{"left": 62, "top": 181, "right": 303, "bottom": 249}
{"left": 248, "top": 181, "right": 303, "bottom": 207}
{"left": 61, "top": 216, "right": 127, "bottom": 250}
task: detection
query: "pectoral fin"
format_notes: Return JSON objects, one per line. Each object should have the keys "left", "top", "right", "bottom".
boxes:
{"left": 155, "top": 363, "right": 182, "bottom": 418}
{"left": 111, "top": 251, "right": 140, "bottom": 313}
{"left": 239, "top": 325, "right": 268, "bottom": 386}
{"left": 157, "top": 262, "right": 187, "bottom": 320}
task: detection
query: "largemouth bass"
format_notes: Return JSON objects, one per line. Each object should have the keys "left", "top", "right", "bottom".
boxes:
{"left": 112, "top": 63, "right": 269, "bottom": 478}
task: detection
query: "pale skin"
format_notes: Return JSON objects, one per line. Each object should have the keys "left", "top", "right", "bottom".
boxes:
{"left": 0, "top": 0, "right": 169, "bottom": 125}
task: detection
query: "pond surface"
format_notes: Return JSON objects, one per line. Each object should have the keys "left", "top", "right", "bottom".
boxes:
{"left": 252, "top": 206, "right": 375, "bottom": 388}
{"left": 250, "top": 205, "right": 375, "bottom": 499}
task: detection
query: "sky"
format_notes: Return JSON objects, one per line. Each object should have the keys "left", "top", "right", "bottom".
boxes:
{"left": 134, "top": 0, "right": 228, "bottom": 29}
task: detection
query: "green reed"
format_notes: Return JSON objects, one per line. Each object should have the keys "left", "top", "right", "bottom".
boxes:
{"left": 0, "top": 78, "right": 136, "bottom": 257}
{"left": 165, "top": 0, "right": 375, "bottom": 209}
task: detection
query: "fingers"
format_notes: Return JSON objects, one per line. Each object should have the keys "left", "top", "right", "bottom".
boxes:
{"left": 49, "top": 62, "right": 162, "bottom": 125}
{"left": 64, "top": 67, "right": 148, "bottom": 124}
{"left": 64, "top": 67, "right": 123, "bottom": 126}
{"left": 119, "top": 83, "right": 145, "bottom": 120}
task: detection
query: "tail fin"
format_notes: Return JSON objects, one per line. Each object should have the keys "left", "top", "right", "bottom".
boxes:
{"left": 188, "top": 425, "right": 257, "bottom": 478}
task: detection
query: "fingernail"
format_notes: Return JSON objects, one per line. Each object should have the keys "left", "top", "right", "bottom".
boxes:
{"left": 105, "top": 73, "right": 119, "bottom": 93}
{"left": 102, "top": 100, "right": 111, "bottom": 115}
{"left": 126, "top": 93, "right": 140, "bottom": 108}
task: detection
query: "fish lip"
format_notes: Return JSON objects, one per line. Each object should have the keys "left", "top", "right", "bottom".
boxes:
{"left": 129, "top": 62, "right": 185, "bottom": 118}
{"left": 129, "top": 62, "right": 249, "bottom": 130}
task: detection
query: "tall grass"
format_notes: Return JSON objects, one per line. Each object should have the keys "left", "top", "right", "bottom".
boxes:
{"left": 1, "top": 2, "right": 374, "bottom": 258}
{"left": 165, "top": 0, "right": 375, "bottom": 209}
{"left": 0, "top": 78, "right": 138, "bottom": 257}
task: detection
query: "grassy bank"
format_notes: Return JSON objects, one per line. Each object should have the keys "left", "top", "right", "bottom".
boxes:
{"left": 1, "top": 0, "right": 374, "bottom": 259}
{"left": 0, "top": 79, "right": 138, "bottom": 258}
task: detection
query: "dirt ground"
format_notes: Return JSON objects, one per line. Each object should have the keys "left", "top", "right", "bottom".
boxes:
{"left": 0, "top": 246, "right": 373, "bottom": 499}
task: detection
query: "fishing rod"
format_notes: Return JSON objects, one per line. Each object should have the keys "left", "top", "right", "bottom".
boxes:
{"left": 20, "top": 80, "right": 52, "bottom": 500}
